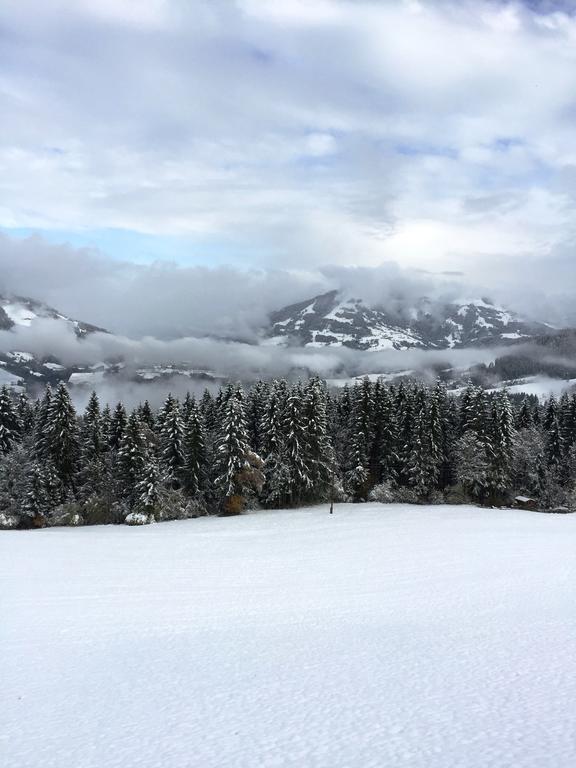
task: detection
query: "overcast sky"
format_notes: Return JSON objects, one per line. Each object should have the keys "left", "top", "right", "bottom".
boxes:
{"left": 2, "top": 0, "right": 576, "bottom": 332}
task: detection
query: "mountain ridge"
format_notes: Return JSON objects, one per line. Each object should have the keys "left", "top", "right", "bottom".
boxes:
{"left": 264, "top": 290, "right": 553, "bottom": 351}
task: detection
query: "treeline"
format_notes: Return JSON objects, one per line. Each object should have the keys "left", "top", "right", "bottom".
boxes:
{"left": 0, "top": 377, "right": 574, "bottom": 528}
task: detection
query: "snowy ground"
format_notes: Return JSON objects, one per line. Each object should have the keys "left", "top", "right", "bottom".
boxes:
{"left": 2, "top": 504, "right": 576, "bottom": 768}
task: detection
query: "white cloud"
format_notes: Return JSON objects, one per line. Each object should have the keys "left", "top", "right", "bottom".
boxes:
{"left": 1, "top": 0, "right": 576, "bottom": 282}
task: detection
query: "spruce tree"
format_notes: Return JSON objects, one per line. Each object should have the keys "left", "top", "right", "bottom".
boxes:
{"left": 302, "top": 377, "right": 334, "bottom": 500}
{"left": 16, "top": 391, "right": 34, "bottom": 437}
{"left": 215, "top": 386, "right": 262, "bottom": 513}
{"left": 282, "top": 382, "right": 311, "bottom": 505}
{"left": 0, "top": 385, "right": 20, "bottom": 454}
{"left": 485, "top": 390, "right": 516, "bottom": 504}
{"left": 117, "top": 412, "right": 148, "bottom": 505}
{"left": 136, "top": 454, "right": 163, "bottom": 518}
{"left": 182, "top": 400, "right": 207, "bottom": 497}
{"left": 109, "top": 403, "right": 128, "bottom": 450}
{"left": 45, "top": 383, "right": 79, "bottom": 488}
{"left": 160, "top": 396, "right": 185, "bottom": 482}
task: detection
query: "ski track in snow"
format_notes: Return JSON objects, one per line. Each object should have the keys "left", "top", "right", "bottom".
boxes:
{"left": 2, "top": 504, "right": 576, "bottom": 768}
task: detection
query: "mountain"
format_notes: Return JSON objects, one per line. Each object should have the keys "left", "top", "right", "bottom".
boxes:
{"left": 0, "top": 294, "right": 224, "bottom": 391}
{"left": 264, "top": 290, "right": 553, "bottom": 351}
{"left": 0, "top": 295, "right": 108, "bottom": 336}
{"left": 0, "top": 289, "right": 568, "bottom": 394}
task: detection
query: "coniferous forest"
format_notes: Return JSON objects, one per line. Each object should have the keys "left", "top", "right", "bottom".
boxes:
{"left": 0, "top": 377, "right": 574, "bottom": 529}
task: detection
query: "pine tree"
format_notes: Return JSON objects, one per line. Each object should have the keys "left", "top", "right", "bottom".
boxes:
{"left": 344, "top": 378, "right": 374, "bottom": 500}
{"left": 139, "top": 400, "right": 155, "bottom": 430}
{"left": 136, "top": 453, "right": 163, "bottom": 517}
{"left": 34, "top": 385, "right": 52, "bottom": 460}
{"left": 117, "top": 412, "right": 148, "bottom": 505}
{"left": 0, "top": 385, "right": 20, "bottom": 454}
{"left": 16, "top": 391, "right": 34, "bottom": 436}
{"left": 516, "top": 397, "right": 534, "bottom": 430}
{"left": 157, "top": 392, "right": 179, "bottom": 432}
{"left": 109, "top": 403, "right": 127, "bottom": 450}
{"left": 282, "top": 382, "right": 311, "bottom": 505}
{"left": 371, "top": 380, "right": 397, "bottom": 485}
{"left": 199, "top": 389, "right": 217, "bottom": 433}
{"left": 182, "top": 400, "right": 207, "bottom": 497}
{"left": 44, "top": 383, "right": 79, "bottom": 488}
{"left": 160, "top": 396, "right": 185, "bottom": 482}
{"left": 215, "top": 386, "right": 262, "bottom": 514}
{"left": 302, "top": 377, "right": 334, "bottom": 500}
{"left": 81, "top": 391, "right": 103, "bottom": 464}
{"left": 246, "top": 381, "right": 268, "bottom": 455}
{"left": 485, "top": 390, "right": 516, "bottom": 504}
{"left": 260, "top": 380, "right": 289, "bottom": 507}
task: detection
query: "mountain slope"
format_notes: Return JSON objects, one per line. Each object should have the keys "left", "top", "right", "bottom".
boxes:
{"left": 0, "top": 295, "right": 108, "bottom": 336}
{"left": 265, "top": 290, "right": 552, "bottom": 351}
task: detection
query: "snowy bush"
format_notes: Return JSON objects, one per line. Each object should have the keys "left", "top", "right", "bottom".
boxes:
{"left": 391, "top": 486, "right": 420, "bottom": 504}
{"left": 368, "top": 482, "right": 395, "bottom": 503}
{"left": 154, "top": 488, "right": 208, "bottom": 521}
{"left": 124, "top": 511, "right": 154, "bottom": 526}
{"left": 444, "top": 484, "right": 473, "bottom": 505}
{"left": 0, "top": 511, "right": 20, "bottom": 529}
{"left": 47, "top": 502, "right": 85, "bottom": 527}
{"left": 82, "top": 496, "right": 125, "bottom": 526}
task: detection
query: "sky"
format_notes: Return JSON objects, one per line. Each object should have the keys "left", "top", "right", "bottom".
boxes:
{"left": 2, "top": 0, "right": 576, "bottom": 334}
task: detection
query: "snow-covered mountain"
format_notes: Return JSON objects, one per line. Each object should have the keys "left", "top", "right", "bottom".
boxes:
{"left": 0, "top": 289, "right": 565, "bottom": 393}
{"left": 0, "top": 294, "right": 224, "bottom": 391}
{"left": 264, "top": 290, "right": 552, "bottom": 351}
{"left": 0, "top": 295, "right": 111, "bottom": 389}
{"left": 0, "top": 295, "right": 107, "bottom": 336}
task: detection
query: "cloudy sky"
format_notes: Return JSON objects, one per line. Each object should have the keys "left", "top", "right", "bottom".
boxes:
{"left": 2, "top": 0, "right": 576, "bottom": 333}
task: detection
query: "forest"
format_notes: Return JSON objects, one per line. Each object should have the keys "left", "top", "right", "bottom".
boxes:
{"left": 0, "top": 376, "right": 573, "bottom": 529}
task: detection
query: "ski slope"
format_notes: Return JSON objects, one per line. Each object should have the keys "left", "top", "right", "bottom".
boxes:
{"left": 2, "top": 504, "right": 576, "bottom": 768}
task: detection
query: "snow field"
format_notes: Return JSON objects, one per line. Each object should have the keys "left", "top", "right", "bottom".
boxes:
{"left": 2, "top": 504, "right": 576, "bottom": 768}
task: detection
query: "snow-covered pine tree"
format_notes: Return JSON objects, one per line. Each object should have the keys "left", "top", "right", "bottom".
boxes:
{"left": 543, "top": 397, "right": 558, "bottom": 431}
{"left": 429, "top": 382, "right": 449, "bottom": 488}
{"left": 260, "top": 379, "right": 289, "bottom": 508}
{"left": 22, "top": 463, "right": 51, "bottom": 522}
{"left": 371, "top": 381, "right": 397, "bottom": 486}
{"left": 159, "top": 395, "right": 185, "bottom": 482}
{"left": 34, "top": 384, "right": 52, "bottom": 460}
{"left": 302, "top": 376, "right": 334, "bottom": 501}
{"left": 455, "top": 431, "right": 488, "bottom": 501}
{"left": 81, "top": 391, "right": 103, "bottom": 464}
{"left": 182, "top": 399, "right": 207, "bottom": 497}
{"left": 516, "top": 397, "right": 534, "bottom": 430}
{"left": 406, "top": 387, "right": 441, "bottom": 500}
{"left": 139, "top": 400, "right": 155, "bottom": 430}
{"left": 100, "top": 404, "right": 112, "bottom": 447}
{"left": 44, "top": 383, "right": 79, "bottom": 488}
{"left": 109, "top": 402, "right": 128, "bottom": 450}
{"left": 343, "top": 378, "right": 375, "bottom": 500}
{"left": 282, "top": 382, "right": 311, "bottom": 505}
{"left": 199, "top": 389, "right": 217, "bottom": 433}
{"left": 394, "top": 382, "right": 415, "bottom": 487}
{"left": 117, "top": 411, "right": 148, "bottom": 505}
{"left": 545, "top": 414, "right": 564, "bottom": 471}
{"left": 16, "top": 391, "right": 34, "bottom": 437}
{"left": 485, "top": 389, "right": 516, "bottom": 505}
{"left": 246, "top": 380, "right": 268, "bottom": 455}
{"left": 215, "top": 385, "right": 263, "bottom": 514}
{"left": 0, "top": 385, "right": 20, "bottom": 454}
{"left": 136, "top": 453, "right": 163, "bottom": 519}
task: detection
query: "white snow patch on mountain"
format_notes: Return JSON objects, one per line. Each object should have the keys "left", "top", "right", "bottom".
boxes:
{"left": 1, "top": 300, "right": 38, "bottom": 326}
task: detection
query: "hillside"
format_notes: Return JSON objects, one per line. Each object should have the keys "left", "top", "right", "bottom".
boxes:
{"left": 265, "top": 290, "right": 552, "bottom": 351}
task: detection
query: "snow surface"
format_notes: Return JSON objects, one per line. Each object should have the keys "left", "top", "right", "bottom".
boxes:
{"left": 2, "top": 504, "right": 576, "bottom": 768}
{"left": 0, "top": 301, "right": 38, "bottom": 326}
